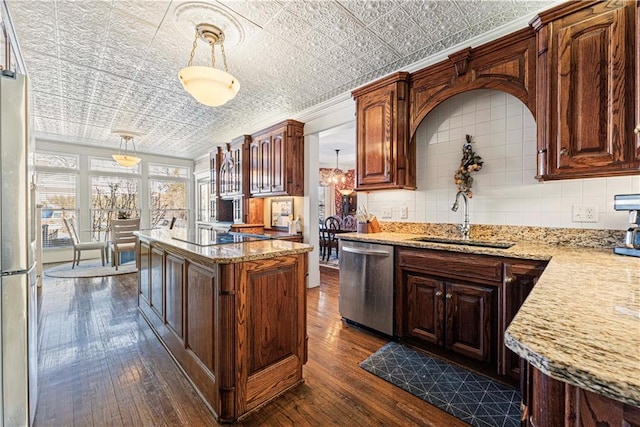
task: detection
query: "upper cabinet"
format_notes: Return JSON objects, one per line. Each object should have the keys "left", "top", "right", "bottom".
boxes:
{"left": 352, "top": 72, "right": 415, "bottom": 191}
{"left": 250, "top": 119, "right": 304, "bottom": 197}
{"left": 532, "top": 0, "right": 638, "bottom": 180}
{"left": 218, "top": 135, "right": 250, "bottom": 199}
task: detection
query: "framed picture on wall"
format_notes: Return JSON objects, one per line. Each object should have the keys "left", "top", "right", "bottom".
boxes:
{"left": 271, "top": 198, "right": 293, "bottom": 228}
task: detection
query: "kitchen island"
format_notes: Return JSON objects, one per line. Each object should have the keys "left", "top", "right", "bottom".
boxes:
{"left": 136, "top": 229, "right": 312, "bottom": 423}
{"left": 338, "top": 231, "right": 640, "bottom": 424}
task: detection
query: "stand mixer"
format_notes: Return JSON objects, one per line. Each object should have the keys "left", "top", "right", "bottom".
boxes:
{"left": 613, "top": 194, "right": 640, "bottom": 257}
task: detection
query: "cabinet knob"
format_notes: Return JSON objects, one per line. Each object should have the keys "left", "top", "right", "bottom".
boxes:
{"left": 445, "top": 293, "right": 452, "bottom": 299}
{"left": 560, "top": 148, "right": 569, "bottom": 156}
{"left": 435, "top": 291, "right": 443, "bottom": 297}
{"left": 635, "top": 124, "right": 640, "bottom": 135}
{"left": 505, "top": 276, "right": 514, "bottom": 284}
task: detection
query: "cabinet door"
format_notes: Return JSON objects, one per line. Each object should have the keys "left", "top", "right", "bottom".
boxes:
{"left": 165, "top": 254, "right": 185, "bottom": 340}
{"left": 445, "top": 281, "right": 495, "bottom": 363}
{"left": 186, "top": 262, "right": 217, "bottom": 374}
{"left": 538, "top": 1, "right": 636, "bottom": 178}
{"left": 249, "top": 139, "right": 260, "bottom": 194}
{"left": 502, "top": 262, "right": 546, "bottom": 380}
{"left": 357, "top": 86, "right": 394, "bottom": 187}
{"left": 231, "top": 141, "right": 243, "bottom": 195}
{"left": 219, "top": 154, "right": 233, "bottom": 197}
{"left": 270, "top": 130, "right": 285, "bottom": 193}
{"left": 150, "top": 247, "right": 164, "bottom": 319}
{"left": 259, "top": 134, "right": 271, "bottom": 194}
{"left": 138, "top": 241, "right": 150, "bottom": 305}
{"left": 405, "top": 274, "right": 445, "bottom": 346}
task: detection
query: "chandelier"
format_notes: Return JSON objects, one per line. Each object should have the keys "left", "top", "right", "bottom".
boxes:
{"left": 178, "top": 23, "right": 240, "bottom": 107}
{"left": 331, "top": 149, "right": 354, "bottom": 195}
{"left": 111, "top": 131, "right": 142, "bottom": 168}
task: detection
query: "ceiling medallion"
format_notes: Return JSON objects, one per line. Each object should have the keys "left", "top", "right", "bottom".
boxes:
{"left": 172, "top": 2, "right": 247, "bottom": 48}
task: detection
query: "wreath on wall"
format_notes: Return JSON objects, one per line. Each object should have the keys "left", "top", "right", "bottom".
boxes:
{"left": 454, "top": 134, "right": 484, "bottom": 198}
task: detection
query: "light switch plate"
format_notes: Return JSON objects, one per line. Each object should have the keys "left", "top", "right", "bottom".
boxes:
{"left": 401, "top": 206, "right": 408, "bottom": 219}
{"left": 382, "top": 208, "right": 392, "bottom": 218}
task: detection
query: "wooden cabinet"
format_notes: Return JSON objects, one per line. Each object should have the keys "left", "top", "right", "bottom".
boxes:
{"left": 397, "top": 248, "right": 499, "bottom": 366}
{"left": 165, "top": 253, "right": 185, "bottom": 339}
{"left": 138, "top": 240, "right": 150, "bottom": 304}
{"left": 209, "top": 148, "right": 233, "bottom": 223}
{"left": 219, "top": 135, "right": 250, "bottom": 199}
{"left": 397, "top": 248, "right": 547, "bottom": 381}
{"left": 352, "top": 72, "right": 415, "bottom": 191}
{"left": 137, "top": 234, "right": 308, "bottom": 423}
{"left": 250, "top": 119, "right": 304, "bottom": 197}
{"left": 403, "top": 272, "right": 496, "bottom": 363}
{"left": 523, "top": 365, "right": 640, "bottom": 426}
{"left": 501, "top": 261, "right": 547, "bottom": 382}
{"left": 532, "top": 0, "right": 638, "bottom": 180}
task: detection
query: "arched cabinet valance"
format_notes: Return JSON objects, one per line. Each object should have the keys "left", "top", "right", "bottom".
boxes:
{"left": 409, "top": 27, "right": 537, "bottom": 141}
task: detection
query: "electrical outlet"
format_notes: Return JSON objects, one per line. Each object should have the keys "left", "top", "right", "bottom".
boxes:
{"left": 401, "top": 206, "right": 408, "bottom": 219}
{"left": 382, "top": 208, "right": 392, "bottom": 218}
{"left": 572, "top": 205, "right": 598, "bottom": 223}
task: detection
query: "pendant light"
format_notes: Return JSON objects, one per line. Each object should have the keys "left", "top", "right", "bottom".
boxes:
{"left": 331, "top": 149, "right": 346, "bottom": 185}
{"left": 178, "top": 23, "right": 240, "bottom": 107}
{"left": 111, "top": 130, "right": 142, "bottom": 168}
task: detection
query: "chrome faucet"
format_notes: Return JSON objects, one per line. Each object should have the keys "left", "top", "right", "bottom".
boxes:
{"left": 451, "top": 191, "right": 470, "bottom": 240}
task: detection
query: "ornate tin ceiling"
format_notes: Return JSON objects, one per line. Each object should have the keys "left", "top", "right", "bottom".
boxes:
{"left": 6, "top": 0, "right": 556, "bottom": 160}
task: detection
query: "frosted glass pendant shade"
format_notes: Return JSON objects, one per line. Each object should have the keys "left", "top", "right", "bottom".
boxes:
{"left": 179, "top": 66, "right": 240, "bottom": 107}
{"left": 112, "top": 154, "right": 141, "bottom": 167}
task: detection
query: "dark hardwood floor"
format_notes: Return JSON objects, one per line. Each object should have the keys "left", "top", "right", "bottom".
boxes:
{"left": 35, "top": 265, "right": 464, "bottom": 426}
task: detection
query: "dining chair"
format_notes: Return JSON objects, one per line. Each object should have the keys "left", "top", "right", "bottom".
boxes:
{"left": 109, "top": 218, "right": 140, "bottom": 270}
{"left": 63, "top": 217, "right": 107, "bottom": 268}
{"left": 323, "top": 216, "right": 342, "bottom": 260}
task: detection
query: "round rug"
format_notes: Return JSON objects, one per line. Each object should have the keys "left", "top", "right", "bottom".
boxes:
{"left": 44, "top": 259, "right": 137, "bottom": 278}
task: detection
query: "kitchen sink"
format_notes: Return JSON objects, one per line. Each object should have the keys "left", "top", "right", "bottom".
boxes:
{"left": 410, "top": 236, "right": 515, "bottom": 249}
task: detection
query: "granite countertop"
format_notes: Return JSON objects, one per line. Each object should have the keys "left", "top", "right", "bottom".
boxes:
{"left": 137, "top": 229, "right": 312, "bottom": 266}
{"left": 339, "top": 232, "right": 640, "bottom": 407}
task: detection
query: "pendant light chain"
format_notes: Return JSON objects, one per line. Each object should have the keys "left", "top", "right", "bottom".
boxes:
{"left": 187, "top": 29, "right": 199, "bottom": 67}
{"left": 220, "top": 43, "right": 229, "bottom": 72}
{"left": 211, "top": 43, "right": 216, "bottom": 68}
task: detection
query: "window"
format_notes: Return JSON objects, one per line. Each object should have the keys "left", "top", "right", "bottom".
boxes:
{"left": 149, "top": 163, "right": 189, "bottom": 229}
{"left": 90, "top": 175, "right": 140, "bottom": 241}
{"left": 35, "top": 153, "right": 78, "bottom": 249}
{"left": 197, "top": 179, "right": 210, "bottom": 222}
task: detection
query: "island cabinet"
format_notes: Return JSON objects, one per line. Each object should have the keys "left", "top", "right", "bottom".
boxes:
{"left": 500, "top": 261, "right": 546, "bottom": 382}
{"left": 352, "top": 72, "right": 415, "bottom": 191}
{"left": 249, "top": 119, "right": 304, "bottom": 197}
{"left": 522, "top": 365, "right": 640, "bottom": 426}
{"left": 137, "top": 236, "right": 308, "bottom": 423}
{"left": 531, "top": 0, "right": 639, "bottom": 180}
{"left": 396, "top": 247, "right": 547, "bottom": 384}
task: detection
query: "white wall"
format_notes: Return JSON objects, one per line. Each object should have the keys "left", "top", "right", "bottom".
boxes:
{"left": 366, "top": 89, "right": 638, "bottom": 231}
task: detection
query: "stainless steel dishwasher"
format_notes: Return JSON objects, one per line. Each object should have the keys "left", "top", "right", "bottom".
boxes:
{"left": 339, "top": 240, "right": 394, "bottom": 335}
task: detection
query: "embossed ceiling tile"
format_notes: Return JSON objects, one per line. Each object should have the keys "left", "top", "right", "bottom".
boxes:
{"left": 323, "top": 43, "right": 358, "bottom": 69}
{"left": 106, "top": 9, "right": 159, "bottom": 50}
{"left": 36, "top": 118, "right": 64, "bottom": 135}
{"left": 315, "top": 5, "right": 365, "bottom": 43}
{"left": 33, "top": 92, "right": 62, "bottom": 120}
{"left": 357, "top": 40, "right": 400, "bottom": 68}
{"left": 340, "top": 28, "right": 385, "bottom": 59}
{"left": 100, "top": 47, "right": 147, "bottom": 79}
{"left": 453, "top": 0, "right": 509, "bottom": 21}
{"left": 337, "top": 0, "right": 400, "bottom": 25}
{"left": 56, "top": 29, "right": 104, "bottom": 67}
{"left": 112, "top": 0, "right": 171, "bottom": 27}
{"left": 264, "top": 8, "right": 313, "bottom": 42}
{"left": 55, "top": 1, "right": 112, "bottom": 36}
{"left": 367, "top": 6, "right": 421, "bottom": 43}
{"left": 284, "top": 1, "right": 333, "bottom": 25}
{"left": 291, "top": 27, "right": 336, "bottom": 57}
{"left": 62, "top": 121, "right": 84, "bottom": 137}
{"left": 402, "top": 0, "right": 469, "bottom": 34}
{"left": 87, "top": 104, "right": 119, "bottom": 126}
{"left": 338, "top": 57, "right": 372, "bottom": 79}
{"left": 386, "top": 30, "right": 433, "bottom": 57}
{"left": 219, "top": 0, "right": 286, "bottom": 27}
{"left": 61, "top": 98, "right": 91, "bottom": 123}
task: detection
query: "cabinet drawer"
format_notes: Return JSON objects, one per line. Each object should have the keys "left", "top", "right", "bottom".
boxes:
{"left": 397, "top": 248, "right": 503, "bottom": 283}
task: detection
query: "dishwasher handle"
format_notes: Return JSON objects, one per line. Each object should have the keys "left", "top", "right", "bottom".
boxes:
{"left": 341, "top": 246, "right": 391, "bottom": 257}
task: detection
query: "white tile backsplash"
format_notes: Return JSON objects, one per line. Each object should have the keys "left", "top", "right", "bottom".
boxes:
{"left": 366, "top": 89, "right": 633, "bottom": 231}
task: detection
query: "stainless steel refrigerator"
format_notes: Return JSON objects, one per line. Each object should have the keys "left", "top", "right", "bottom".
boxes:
{"left": 0, "top": 71, "right": 37, "bottom": 426}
